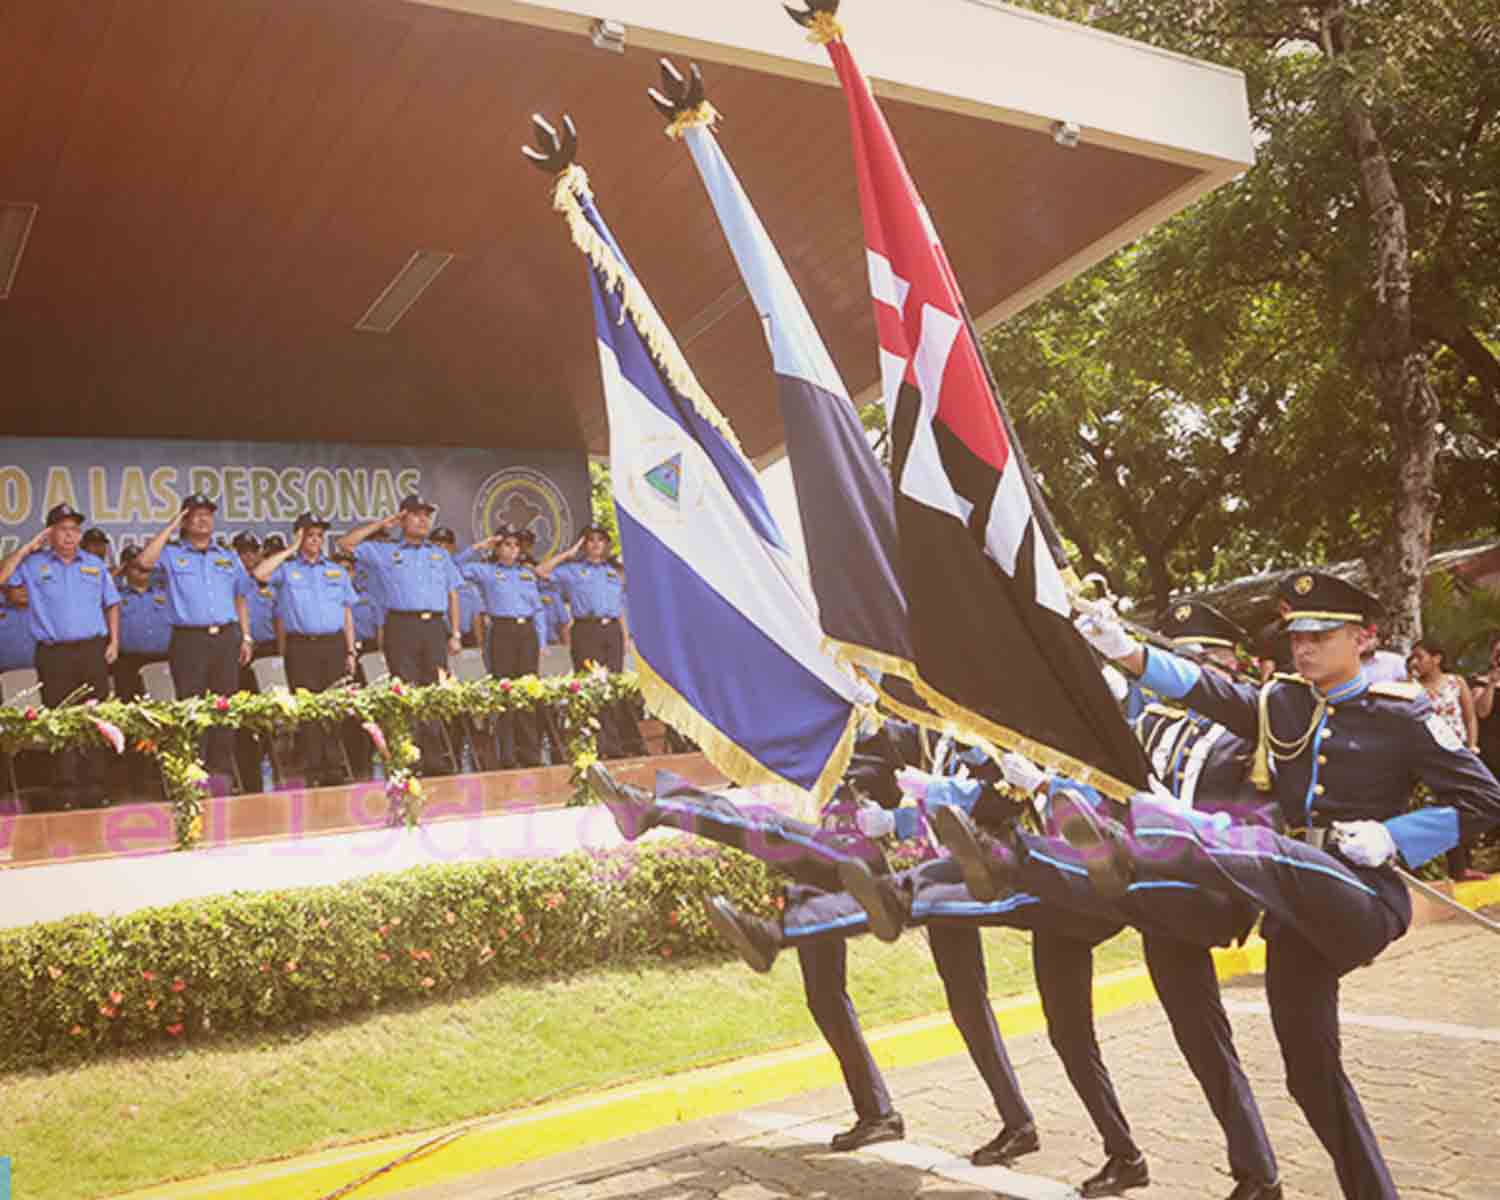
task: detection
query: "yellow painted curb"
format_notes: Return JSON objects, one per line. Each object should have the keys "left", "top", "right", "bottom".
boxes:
{"left": 114, "top": 938, "right": 1268, "bottom": 1200}
{"left": 1454, "top": 875, "right": 1500, "bottom": 911}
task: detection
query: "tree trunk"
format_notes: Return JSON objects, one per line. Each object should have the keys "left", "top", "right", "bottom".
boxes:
{"left": 1324, "top": 4, "right": 1439, "bottom": 651}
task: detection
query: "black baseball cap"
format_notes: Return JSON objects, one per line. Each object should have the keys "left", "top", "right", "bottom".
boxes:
{"left": 581, "top": 524, "right": 611, "bottom": 539}
{"left": 399, "top": 494, "right": 437, "bottom": 515}
{"left": 81, "top": 527, "right": 109, "bottom": 546}
{"left": 262, "top": 534, "right": 287, "bottom": 553}
{"left": 495, "top": 527, "right": 522, "bottom": 543}
{"left": 231, "top": 531, "right": 261, "bottom": 551}
{"left": 45, "top": 503, "right": 86, "bottom": 527}
{"left": 517, "top": 528, "right": 537, "bottom": 544}
{"left": 181, "top": 493, "right": 218, "bottom": 513}
{"left": 293, "top": 512, "right": 332, "bottom": 532}
{"left": 430, "top": 526, "right": 457, "bottom": 544}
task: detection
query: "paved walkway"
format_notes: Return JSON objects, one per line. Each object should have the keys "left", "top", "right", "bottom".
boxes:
{"left": 415, "top": 912, "right": 1499, "bottom": 1200}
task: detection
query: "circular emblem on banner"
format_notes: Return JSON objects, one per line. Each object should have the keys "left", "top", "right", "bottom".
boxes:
{"left": 1294, "top": 574, "right": 1314, "bottom": 596}
{"left": 1174, "top": 604, "right": 1193, "bottom": 624}
{"left": 471, "top": 468, "right": 574, "bottom": 558}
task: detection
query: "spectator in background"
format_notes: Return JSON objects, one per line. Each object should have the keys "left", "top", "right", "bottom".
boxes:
{"left": 81, "top": 528, "right": 111, "bottom": 571}
{"left": 1471, "top": 633, "right": 1500, "bottom": 870}
{"left": 113, "top": 546, "right": 173, "bottom": 799}
{"left": 431, "top": 527, "right": 482, "bottom": 648}
{"left": 1408, "top": 637, "right": 1485, "bottom": 881}
{"left": 1358, "top": 624, "right": 1408, "bottom": 685}
{"left": 0, "top": 585, "right": 36, "bottom": 672}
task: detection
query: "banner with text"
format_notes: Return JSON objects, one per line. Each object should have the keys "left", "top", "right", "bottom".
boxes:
{"left": 0, "top": 439, "right": 590, "bottom": 561}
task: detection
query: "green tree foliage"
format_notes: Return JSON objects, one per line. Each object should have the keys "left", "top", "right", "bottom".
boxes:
{"left": 588, "top": 458, "right": 621, "bottom": 549}
{"left": 993, "top": 0, "right": 1500, "bottom": 632}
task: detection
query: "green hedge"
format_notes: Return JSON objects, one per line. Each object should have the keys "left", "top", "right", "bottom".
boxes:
{"left": 0, "top": 840, "right": 779, "bottom": 1073}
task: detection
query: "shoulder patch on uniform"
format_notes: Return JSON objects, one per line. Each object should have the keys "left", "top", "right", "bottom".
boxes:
{"left": 1370, "top": 680, "right": 1423, "bottom": 701}
{"left": 325, "top": 568, "right": 343, "bottom": 579}
{"left": 80, "top": 565, "right": 100, "bottom": 576}
{"left": 1425, "top": 713, "right": 1464, "bottom": 752}
{"left": 1272, "top": 672, "right": 1312, "bottom": 688}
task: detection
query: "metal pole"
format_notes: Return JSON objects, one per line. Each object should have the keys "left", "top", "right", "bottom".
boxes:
{"left": 1396, "top": 866, "right": 1500, "bottom": 935}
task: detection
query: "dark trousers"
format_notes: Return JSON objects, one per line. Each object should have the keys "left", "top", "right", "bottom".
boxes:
{"left": 285, "top": 633, "right": 347, "bottom": 780}
{"left": 570, "top": 618, "right": 645, "bottom": 758}
{"left": 1143, "top": 934, "right": 1278, "bottom": 1185}
{"left": 35, "top": 637, "right": 111, "bottom": 806}
{"left": 797, "top": 939, "right": 894, "bottom": 1121}
{"left": 112, "top": 652, "right": 164, "bottom": 796}
{"left": 384, "top": 612, "right": 450, "bottom": 773}
{"left": 170, "top": 626, "right": 240, "bottom": 782}
{"left": 488, "top": 620, "right": 540, "bottom": 767}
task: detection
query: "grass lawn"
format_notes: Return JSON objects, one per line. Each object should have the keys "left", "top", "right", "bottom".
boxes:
{"left": 5, "top": 926, "right": 1143, "bottom": 1200}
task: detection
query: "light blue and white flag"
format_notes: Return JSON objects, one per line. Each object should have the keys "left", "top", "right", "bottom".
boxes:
{"left": 548, "top": 164, "right": 865, "bottom": 804}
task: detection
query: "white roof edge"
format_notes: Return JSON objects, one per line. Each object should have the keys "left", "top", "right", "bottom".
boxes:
{"left": 408, "top": 0, "right": 1256, "bottom": 170}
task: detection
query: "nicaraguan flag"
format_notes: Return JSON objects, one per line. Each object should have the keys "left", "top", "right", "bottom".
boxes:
{"left": 673, "top": 112, "right": 912, "bottom": 681}
{"left": 549, "top": 165, "right": 865, "bottom": 804}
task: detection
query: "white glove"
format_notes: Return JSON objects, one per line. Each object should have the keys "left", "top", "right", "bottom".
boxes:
{"left": 1000, "top": 751, "right": 1049, "bottom": 795}
{"left": 1101, "top": 663, "right": 1130, "bottom": 704}
{"left": 895, "top": 766, "right": 934, "bottom": 802}
{"left": 1073, "top": 609, "right": 1137, "bottom": 660}
{"left": 1332, "top": 820, "right": 1397, "bottom": 868}
{"left": 855, "top": 805, "right": 896, "bottom": 838}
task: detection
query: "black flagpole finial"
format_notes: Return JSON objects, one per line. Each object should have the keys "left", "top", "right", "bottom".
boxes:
{"left": 521, "top": 113, "right": 578, "bottom": 173}
{"left": 647, "top": 58, "right": 707, "bottom": 123}
{"left": 784, "top": 0, "right": 840, "bottom": 30}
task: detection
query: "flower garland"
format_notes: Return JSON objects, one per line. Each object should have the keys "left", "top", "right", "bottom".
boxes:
{"left": 0, "top": 672, "right": 641, "bottom": 849}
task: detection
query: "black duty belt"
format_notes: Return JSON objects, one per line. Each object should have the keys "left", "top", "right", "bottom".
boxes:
{"left": 572, "top": 616, "right": 616, "bottom": 625}
{"left": 491, "top": 617, "right": 532, "bottom": 625}
{"left": 389, "top": 611, "right": 443, "bottom": 620}
{"left": 174, "top": 624, "right": 234, "bottom": 635}
{"left": 285, "top": 632, "right": 342, "bottom": 641}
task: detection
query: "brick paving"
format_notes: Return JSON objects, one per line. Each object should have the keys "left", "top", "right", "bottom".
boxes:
{"left": 420, "top": 912, "right": 1500, "bottom": 1200}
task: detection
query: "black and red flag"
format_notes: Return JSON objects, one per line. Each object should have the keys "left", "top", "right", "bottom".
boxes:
{"left": 792, "top": 2, "right": 1149, "bottom": 797}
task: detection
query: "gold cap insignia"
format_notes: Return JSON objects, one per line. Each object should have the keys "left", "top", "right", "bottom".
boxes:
{"left": 1294, "top": 575, "right": 1314, "bottom": 596}
{"left": 1174, "top": 604, "right": 1193, "bottom": 623}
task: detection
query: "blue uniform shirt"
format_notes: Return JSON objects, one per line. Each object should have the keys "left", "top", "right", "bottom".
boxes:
{"left": 537, "top": 575, "right": 568, "bottom": 643}
{"left": 247, "top": 583, "right": 277, "bottom": 642}
{"left": 271, "top": 556, "right": 357, "bottom": 636}
{"left": 0, "top": 599, "right": 36, "bottom": 670}
{"left": 552, "top": 559, "right": 625, "bottom": 619}
{"left": 117, "top": 583, "right": 173, "bottom": 656}
{"left": 352, "top": 592, "right": 383, "bottom": 643}
{"left": 352, "top": 540, "right": 461, "bottom": 614}
{"left": 1139, "top": 646, "right": 1500, "bottom": 868}
{"left": 464, "top": 562, "right": 545, "bottom": 641}
{"left": 13, "top": 548, "right": 120, "bottom": 643}
{"left": 455, "top": 580, "right": 482, "bottom": 640}
{"left": 156, "top": 541, "right": 255, "bottom": 627}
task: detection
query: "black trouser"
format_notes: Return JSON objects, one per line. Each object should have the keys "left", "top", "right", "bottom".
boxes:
{"left": 35, "top": 637, "right": 111, "bottom": 807}
{"left": 384, "top": 611, "right": 451, "bottom": 773}
{"left": 285, "top": 632, "right": 347, "bottom": 781}
{"left": 797, "top": 938, "right": 895, "bottom": 1121}
{"left": 488, "top": 619, "right": 540, "bottom": 768}
{"left": 169, "top": 626, "right": 240, "bottom": 784}
{"left": 234, "top": 645, "right": 276, "bottom": 793}
{"left": 570, "top": 617, "right": 645, "bottom": 758}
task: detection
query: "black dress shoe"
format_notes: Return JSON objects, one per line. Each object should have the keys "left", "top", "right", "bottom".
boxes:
{"left": 837, "top": 858, "right": 908, "bottom": 943}
{"left": 588, "top": 762, "right": 659, "bottom": 839}
{"left": 1052, "top": 791, "right": 1134, "bottom": 903}
{"left": 930, "top": 805, "right": 1004, "bottom": 902}
{"left": 970, "top": 1121, "right": 1040, "bottom": 1166}
{"left": 829, "top": 1111, "right": 905, "bottom": 1152}
{"left": 1226, "top": 1179, "right": 1282, "bottom": 1200}
{"left": 702, "top": 896, "right": 780, "bottom": 973}
{"left": 1080, "top": 1153, "right": 1149, "bottom": 1197}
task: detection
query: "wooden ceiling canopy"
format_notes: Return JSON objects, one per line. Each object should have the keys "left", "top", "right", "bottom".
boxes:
{"left": 0, "top": 0, "right": 1211, "bottom": 459}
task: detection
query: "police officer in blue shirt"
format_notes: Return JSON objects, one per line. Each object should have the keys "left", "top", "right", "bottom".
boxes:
{"left": 137, "top": 494, "right": 256, "bottom": 789}
{"left": 539, "top": 525, "right": 645, "bottom": 758}
{"left": 0, "top": 587, "right": 36, "bottom": 672}
{"left": 430, "top": 527, "right": 482, "bottom": 647}
{"left": 112, "top": 546, "right": 172, "bottom": 700}
{"left": 464, "top": 528, "right": 545, "bottom": 767}
{"left": 1075, "top": 571, "right": 1500, "bottom": 1200}
{"left": 233, "top": 533, "right": 279, "bottom": 657}
{"left": 255, "top": 514, "right": 357, "bottom": 786}
{"left": 0, "top": 504, "right": 121, "bottom": 806}
{"left": 340, "top": 495, "right": 463, "bottom": 773}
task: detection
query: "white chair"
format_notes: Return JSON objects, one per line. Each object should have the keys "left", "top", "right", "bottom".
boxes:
{"left": 248, "top": 656, "right": 290, "bottom": 694}
{"left": 358, "top": 651, "right": 389, "bottom": 684}
{"left": 539, "top": 645, "right": 573, "bottom": 678}
{"left": 450, "top": 647, "right": 488, "bottom": 683}
{"left": 139, "top": 662, "right": 177, "bottom": 702}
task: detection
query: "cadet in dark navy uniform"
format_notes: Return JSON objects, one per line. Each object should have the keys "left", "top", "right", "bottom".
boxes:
{"left": 137, "top": 495, "right": 256, "bottom": 790}
{"left": 339, "top": 495, "right": 463, "bottom": 773}
{"left": 255, "top": 514, "right": 357, "bottom": 786}
{"left": 1075, "top": 571, "right": 1500, "bottom": 1200}
{"left": 0, "top": 504, "right": 121, "bottom": 807}
{"left": 539, "top": 526, "right": 645, "bottom": 758}
{"left": 463, "top": 529, "right": 545, "bottom": 768}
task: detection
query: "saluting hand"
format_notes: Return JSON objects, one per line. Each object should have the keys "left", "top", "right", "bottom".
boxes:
{"left": 26, "top": 528, "right": 50, "bottom": 554}
{"left": 382, "top": 512, "right": 403, "bottom": 529}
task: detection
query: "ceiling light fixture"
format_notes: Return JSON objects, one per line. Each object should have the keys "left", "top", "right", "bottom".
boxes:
{"left": 354, "top": 250, "right": 454, "bottom": 333}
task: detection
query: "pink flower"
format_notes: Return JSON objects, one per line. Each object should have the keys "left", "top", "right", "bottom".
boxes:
{"left": 23, "top": 707, "right": 38, "bottom": 721}
{"left": 377, "top": 952, "right": 391, "bottom": 963}
{"left": 93, "top": 719, "right": 126, "bottom": 754}
{"left": 361, "top": 721, "right": 389, "bottom": 757}
{"left": 99, "top": 1005, "right": 117, "bottom": 1018}
{"left": 390, "top": 682, "right": 406, "bottom": 696}
{"left": 69, "top": 1024, "right": 84, "bottom": 1036}
{"left": 284, "top": 961, "right": 298, "bottom": 973}
{"left": 420, "top": 976, "right": 435, "bottom": 989}
{"left": 109, "top": 990, "right": 124, "bottom": 1005}
{"left": 141, "top": 970, "right": 156, "bottom": 982}
{"left": 171, "top": 978, "right": 186, "bottom": 993}
{"left": 568, "top": 681, "right": 582, "bottom": 694}
{"left": 214, "top": 696, "right": 230, "bottom": 713}
{"left": 499, "top": 680, "right": 512, "bottom": 693}
{"left": 165, "top": 1023, "right": 185, "bottom": 1037}
{"left": 146, "top": 998, "right": 158, "bottom": 1011}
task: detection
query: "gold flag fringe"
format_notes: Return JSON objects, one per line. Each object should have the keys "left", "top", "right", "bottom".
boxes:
{"left": 663, "top": 101, "right": 721, "bottom": 141}
{"left": 634, "top": 654, "right": 860, "bottom": 812}
{"left": 550, "top": 165, "right": 745, "bottom": 455}
{"left": 803, "top": 12, "right": 845, "bottom": 44}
